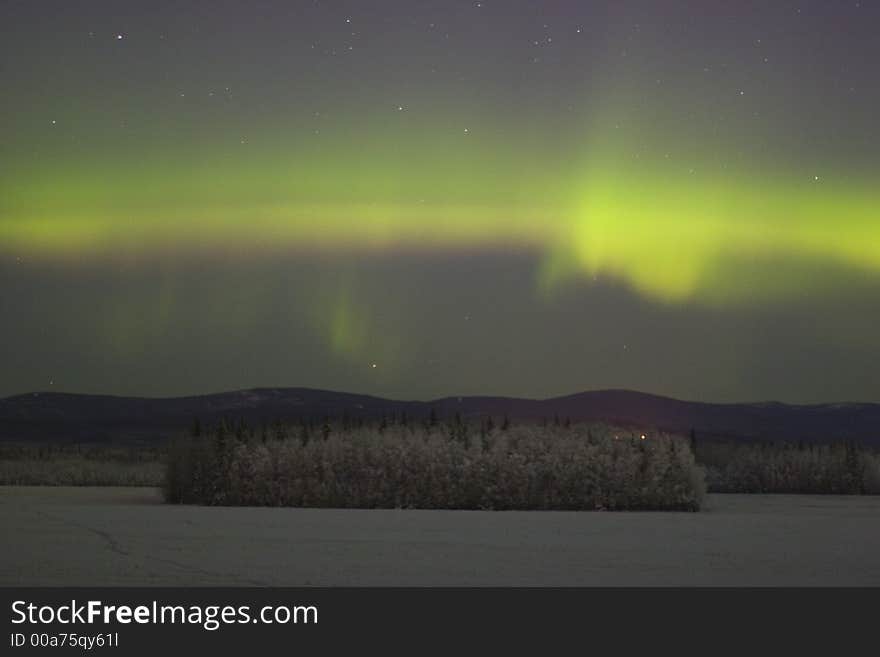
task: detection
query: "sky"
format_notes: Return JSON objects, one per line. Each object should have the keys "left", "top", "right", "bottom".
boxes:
{"left": 1, "top": 0, "right": 878, "bottom": 403}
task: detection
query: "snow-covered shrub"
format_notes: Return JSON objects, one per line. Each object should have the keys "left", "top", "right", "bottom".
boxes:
{"left": 165, "top": 422, "right": 706, "bottom": 511}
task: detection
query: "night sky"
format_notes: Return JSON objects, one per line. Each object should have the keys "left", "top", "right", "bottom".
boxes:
{"left": 1, "top": 1, "right": 878, "bottom": 402}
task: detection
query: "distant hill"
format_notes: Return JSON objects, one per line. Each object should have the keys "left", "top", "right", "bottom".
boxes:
{"left": 0, "top": 387, "right": 878, "bottom": 446}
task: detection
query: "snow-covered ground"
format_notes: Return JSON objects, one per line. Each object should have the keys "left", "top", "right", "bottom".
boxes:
{"left": 1, "top": 486, "right": 878, "bottom": 586}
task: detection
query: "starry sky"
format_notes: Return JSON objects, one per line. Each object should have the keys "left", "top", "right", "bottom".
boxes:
{"left": 1, "top": 0, "right": 879, "bottom": 402}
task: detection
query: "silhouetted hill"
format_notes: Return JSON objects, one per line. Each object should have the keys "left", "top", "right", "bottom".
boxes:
{"left": 0, "top": 387, "right": 878, "bottom": 446}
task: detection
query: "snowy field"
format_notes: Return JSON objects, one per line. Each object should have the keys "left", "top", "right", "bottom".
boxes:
{"left": 1, "top": 486, "right": 879, "bottom": 586}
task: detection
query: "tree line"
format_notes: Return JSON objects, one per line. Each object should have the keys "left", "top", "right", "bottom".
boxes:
{"left": 166, "top": 417, "right": 706, "bottom": 511}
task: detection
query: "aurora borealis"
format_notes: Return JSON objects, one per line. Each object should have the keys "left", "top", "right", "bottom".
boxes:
{"left": 2, "top": 1, "right": 879, "bottom": 402}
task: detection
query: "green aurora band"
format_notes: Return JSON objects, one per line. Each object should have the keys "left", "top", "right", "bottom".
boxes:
{"left": 2, "top": 122, "right": 877, "bottom": 307}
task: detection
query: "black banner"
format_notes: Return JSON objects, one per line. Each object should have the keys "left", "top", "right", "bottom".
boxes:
{"left": 2, "top": 588, "right": 876, "bottom": 654}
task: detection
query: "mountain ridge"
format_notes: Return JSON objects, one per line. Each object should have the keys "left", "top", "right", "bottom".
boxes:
{"left": 1, "top": 387, "right": 879, "bottom": 446}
